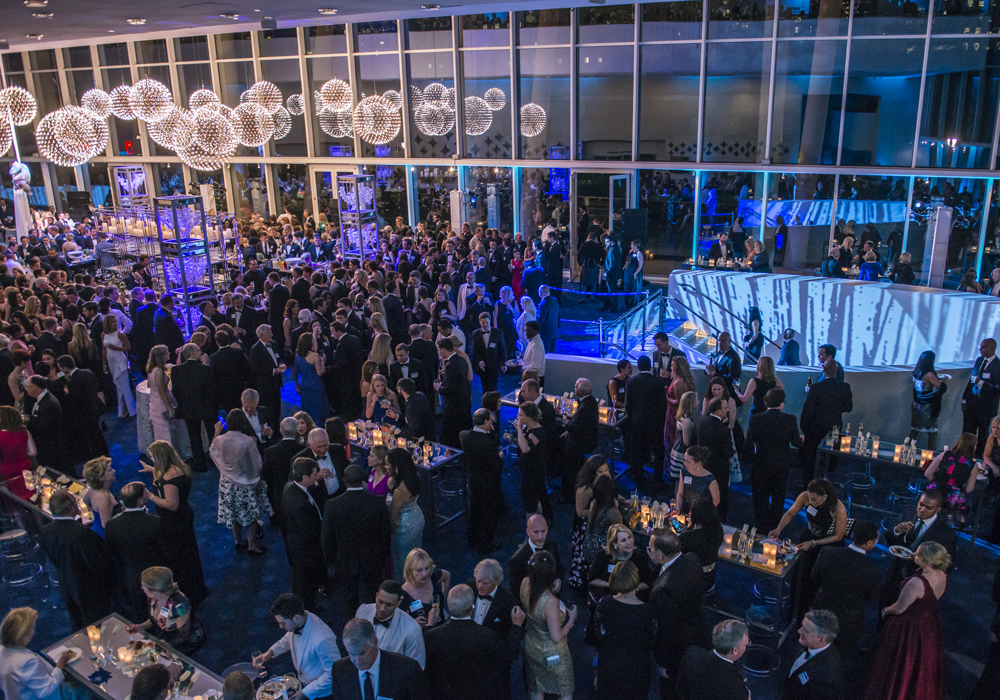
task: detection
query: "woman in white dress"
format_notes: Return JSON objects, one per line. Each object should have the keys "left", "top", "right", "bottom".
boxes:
{"left": 146, "top": 345, "right": 175, "bottom": 443}
{"left": 516, "top": 296, "right": 537, "bottom": 353}
{"left": 0, "top": 607, "right": 74, "bottom": 700}
{"left": 102, "top": 315, "right": 136, "bottom": 418}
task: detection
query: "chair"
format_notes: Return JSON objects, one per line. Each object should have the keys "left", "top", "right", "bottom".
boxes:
{"left": 742, "top": 606, "right": 783, "bottom": 676}
{"left": 0, "top": 529, "right": 44, "bottom": 589}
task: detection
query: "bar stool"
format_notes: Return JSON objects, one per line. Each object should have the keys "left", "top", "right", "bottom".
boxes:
{"left": 887, "top": 488, "right": 916, "bottom": 511}
{"left": 753, "top": 579, "right": 791, "bottom": 610}
{"left": 742, "top": 606, "right": 782, "bottom": 677}
{"left": 850, "top": 461, "right": 875, "bottom": 491}
{"left": 827, "top": 476, "right": 851, "bottom": 510}
{"left": 0, "top": 529, "right": 44, "bottom": 589}
{"left": 909, "top": 478, "right": 927, "bottom": 494}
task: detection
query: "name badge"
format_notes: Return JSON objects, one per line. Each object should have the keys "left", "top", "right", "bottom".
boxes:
{"left": 158, "top": 606, "right": 171, "bottom": 620}
{"left": 986, "top": 373, "right": 991, "bottom": 379}
{"left": 368, "top": 473, "right": 374, "bottom": 483}
{"left": 683, "top": 476, "right": 692, "bottom": 485}
{"left": 806, "top": 506, "right": 818, "bottom": 516}
{"left": 798, "top": 672, "right": 809, "bottom": 685}
{"left": 409, "top": 600, "right": 424, "bottom": 613}
{"left": 608, "top": 564, "right": 616, "bottom": 573}
{"left": 411, "top": 372, "right": 418, "bottom": 378}
{"left": 489, "top": 342, "right": 497, "bottom": 348}
{"left": 385, "top": 493, "right": 393, "bottom": 504}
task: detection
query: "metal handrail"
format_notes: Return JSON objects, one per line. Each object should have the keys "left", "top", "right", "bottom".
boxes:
{"left": 677, "top": 282, "right": 781, "bottom": 351}
{"left": 670, "top": 296, "right": 751, "bottom": 359}
{"left": 599, "top": 289, "right": 663, "bottom": 358}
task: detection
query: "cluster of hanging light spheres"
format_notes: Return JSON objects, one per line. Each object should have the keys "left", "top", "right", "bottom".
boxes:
{"left": 6, "top": 76, "right": 547, "bottom": 171}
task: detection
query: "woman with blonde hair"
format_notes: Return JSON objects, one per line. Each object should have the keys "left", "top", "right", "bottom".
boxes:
{"left": 587, "top": 524, "right": 654, "bottom": 595}
{"left": 0, "top": 607, "right": 75, "bottom": 700}
{"left": 668, "top": 391, "right": 697, "bottom": 481}
{"left": 367, "top": 296, "right": 386, "bottom": 319}
{"left": 125, "top": 567, "right": 204, "bottom": 653}
{"left": 368, "top": 331, "right": 393, "bottom": 375}
{"left": 82, "top": 456, "right": 121, "bottom": 537}
{"left": 400, "top": 547, "right": 452, "bottom": 628}
{"left": 140, "top": 441, "right": 207, "bottom": 607}
{"left": 145, "top": 345, "right": 175, "bottom": 443}
{"left": 737, "top": 356, "right": 784, "bottom": 415}
{"left": 516, "top": 296, "right": 537, "bottom": 352}
{"left": 365, "top": 373, "right": 400, "bottom": 426}
{"left": 68, "top": 322, "right": 100, "bottom": 375}
{"left": 665, "top": 356, "right": 695, "bottom": 450}
{"left": 102, "top": 315, "right": 136, "bottom": 418}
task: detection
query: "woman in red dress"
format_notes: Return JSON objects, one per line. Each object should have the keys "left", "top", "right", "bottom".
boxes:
{"left": 665, "top": 356, "right": 695, "bottom": 452}
{"left": 0, "top": 405, "right": 36, "bottom": 500}
{"left": 863, "top": 541, "right": 949, "bottom": 700}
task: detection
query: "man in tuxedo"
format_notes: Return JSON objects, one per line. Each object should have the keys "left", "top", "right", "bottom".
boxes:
{"left": 469, "top": 559, "right": 519, "bottom": 639}
{"left": 330, "top": 321, "right": 365, "bottom": 420}
{"left": 460, "top": 409, "right": 504, "bottom": 554}
{"left": 153, "top": 294, "right": 184, "bottom": 357}
{"left": 708, "top": 231, "right": 736, "bottom": 262}
{"left": 536, "top": 285, "right": 559, "bottom": 353}
{"left": 53, "top": 355, "right": 107, "bottom": 464}
{"left": 355, "top": 581, "right": 426, "bottom": 667}
{"left": 33, "top": 317, "right": 64, "bottom": 362}
{"left": 470, "top": 313, "right": 505, "bottom": 394}
{"left": 651, "top": 332, "right": 683, "bottom": 382}
{"left": 800, "top": 359, "right": 853, "bottom": 484}
{"left": 647, "top": 531, "right": 707, "bottom": 700}
{"left": 266, "top": 273, "right": 291, "bottom": 356}
{"left": 779, "top": 328, "right": 802, "bottom": 366}
{"left": 388, "top": 343, "right": 427, "bottom": 400}
{"left": 38, "top": 490, "right": 115, "bottom": 629}
{"left": 785, "top": 610, "right": 843, "bottom": 700}
{"left": 434, "top": 337, "right": 472, "bottom": 448}
{"left": 815, "top": 344, "right": 845, "bottom": 383}
{"left": 382, "top": 287, "right": 408, "bottom": 347}
{"left": 132, "top": 291, "right": 158, "bottom": 372}
{"left": 322, "top": 465, "right": 392, "bottom": 613}
{"left": 424, "top": 584, "right": 526, "bottom": 700}
{"left": 744, "top": 388, "right": 803, "bottom": 531}
{"left": 227, "top": 293, "right": 259, "bottom": 343}
{"left": 24, "top": 375, "right": 67, "bottom": 474}
{"left": 396, "top": 379, "right": 434, "bottom": 441}
{"left": 561, "top": 378, "right": 599, "bottom": 500}
{"left": 508, "top": 514, "right": 563, "bottom": 595}
{"left": 626, "top": 355, "right": 669, "bottom": 487}
{"left": 104, "top": 482, "right": 171, "bottom": 621}
{"left": 242, "top": 259, "right": 266, "bottom": 297}
{"left": 249, "top": 325, "right": 286, "bottom": 428}
{"left": 697, "top": 400, "right": 735, "bottom": 519}
{"left": 211, "top": 328, "right": 254, "bottom": 415}
{"left": 407, "top": 325, "right": 439, "bottom": 393}
{"left": 295, "top": 427, "right": 344, "bottom": 513}
{"left": 676, "top": 620, "right": 750, "bottom": 700}
{"left": 964, "top": 337, "right": 1000, "bottom": 456}
{"left": 707, "top": 332, "right": 742, "bottom": 403}
{"left": 261, "top": 417, "right": 302, "bottom": 526}
{"left": 240, "top": 388, "right": 275, "bottom": 450}
{"left": 280, "top": 458, "right": 327, "bottom": 611}
{"left": 812, "top": 520, "right": 881, "bottom": 657}
{"left": 171, "top": 343, "right": 215, "bottom": 473}
{"left": 329, "top": 618, "right": 429, "bottom": 700}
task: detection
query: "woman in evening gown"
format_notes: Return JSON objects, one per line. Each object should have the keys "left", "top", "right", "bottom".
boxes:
{"left": 386, "top": 448, "right": 425, "bottom": 579}
{"left": 293, "top": 332, "right": 330, "bottom": 426}
{"left": 147, "top": 345, "right": 175, "bottom": 443}
{"left": 520, "top": 550, "right": 576, "bottom": 700}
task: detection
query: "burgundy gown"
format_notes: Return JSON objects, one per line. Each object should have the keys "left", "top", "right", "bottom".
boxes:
{"left": 863, "top": 575, "right": 945, "bottom": 700}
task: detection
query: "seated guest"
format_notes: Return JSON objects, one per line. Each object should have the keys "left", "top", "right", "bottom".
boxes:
{"left": 125, "top": 567, "right": 204, "bottom": 653}
{"left": 587, "top": 524, "right": 654, "bottom": 597}
{"left": 679, "top": 496, "right": 725, "bottom": 593}
{"left": 252, "top": 594, "right": 341, "bottom": 700}
{"left": 890, "top": 252, "right": 916, "bottom": 285}
{"left": 0, "top": 607, "right": 76, "bottom": 700}
{"left": 676, "top": 620, "right": 751, "bottom": 700}
{"left": 131, "top": 664, "right": 172, "bottom": 700}
{"left": 857, "top": 250, "right": 881, "bottom": 281}
{"left": 591, "top": 561, "right": 657, "bottom": 700}
{"left": 221, "top": 671, "right": 254, "bottom": 700}
{"left": 329, "top": 619, "right": 429, "bottom": 700}
{"left": 355, "top": 580, "right": 426, "bottom": 668}
{"left": 469, "top": 559, "right": 519, "bottom": 638}
{"left": 400, "top": 548, "right": 452, "bottom": 628}
{"left": 396, "top": 378, "right": 434, "bottom": 441}
{"left": 819, "top": 246, "right": 846, "bottom": 278}
{"left": 509, "top": 514, "right": 564, "bottom": 596}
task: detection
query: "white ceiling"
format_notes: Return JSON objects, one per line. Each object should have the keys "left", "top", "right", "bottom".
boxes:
{"left": 1, "top": 0, "right": 595, "bottom": 53}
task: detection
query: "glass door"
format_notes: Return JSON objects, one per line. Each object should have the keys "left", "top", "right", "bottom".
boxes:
{"left": 609, "top": 174, "right": 631, "bottom": 237}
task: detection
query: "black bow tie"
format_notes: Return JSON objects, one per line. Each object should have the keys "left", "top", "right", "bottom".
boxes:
{"left": 477, "top": 594, "right": 494, "bottom": 602}
{"left": 373, "top": 617, "right": 391, "bottom": 628}
{"left": 293, "top": 628, "right": 303, "bottom": 636}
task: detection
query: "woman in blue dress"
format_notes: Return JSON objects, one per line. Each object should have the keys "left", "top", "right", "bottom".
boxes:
{"left": 292, "top": 331, "right": 330, "bottom": 426}
{"left": 365, "top": 373, "right": 401, "bottom": 427}
{"left": 623, "top": 239, "right": 643, "bottom": 307}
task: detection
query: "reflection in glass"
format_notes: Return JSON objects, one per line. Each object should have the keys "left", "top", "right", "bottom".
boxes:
{"left": 578, "top": 5, "right": 635, "bottom": 43}
{"left": 853, "top": 0, "right": 929, "bottom": 36}
{"left": 703, "top": 42, "right": 771, "bottom": 163}
{"left": 307, "top": 56, "right": 353, "bottom": 157}
{"left": 639, "top": 44, "right": 700, "bottom": 162}
{"left": 520, "top": 168, "right": 557, "bottom": 239}
{"left": 406, "top": 16, "right": 453, "bottom": 49}
{"left": 406, "top": 51, "right": 456, "bottom": 158}
{"left": 578, "top": 46, "right": 633, "bottom": 160}
{"left": 65, "top": 46, "right": 92, "bottom": 69}
{"left": 779, "top": 0, "right": 850, "bottom": 37}
{"left": 136, "top": 39, "right": 168, "bottom": 64}
{"left": 29, "top": 50, "right": 56, "bottom": 72}
{"left": 708, "top": 0, "right": 775, "bottom": 39}
{"left": 933, "top": 0, "right": 1000, "bottom": 34}
{"left": 154, "top": 164, "right": 186, "bottom": 196}
{"left": 841, "top": 39, "right": 924, "bottom": 167}
{"left": 356, "top": 53, "right": 403, "bottom": 158}
{"left": 261, "top": 59, "right": 307, "bottom": 158}
{"left": 417, "top": 166, "right": 458, "bottom": 223}
{"left": 517, "top": 9, "right": 571, "bottom": 45}
{"left": 461, "top": 13, "right": 510, "bottom": 48}
{"left": 305, "top": 25, "right": 348, "bottom": 55}
{"left": 175, "top": 36, "right": 209, "bottom": 62}
{"left": 638, "top": 170, "right": 697, "bottom": 257}
{"left": 519, "top": 48, "right": 571, "bottom": 159}
{"left": 356, "top": 21, "right": 399, "bottom": 53}
{"left": 908, "top": 177, "right": 987, "bottom": 287}
{"left": 700, "top": 172, "right": 765, "bottom": 258}
{"left": 259, "top": 28, "right": 299, "bottom": 58}
{"left": 216, "top": 33, "right": 253, "bottom": 60}
{"left": 766, "top": 173, "right": 838, "bottom": 267}
{"left": 468, "top": 167, "right": 514, "bottom": 231}
{"left": 640, "top": 1, "right": 703, "bottom": 41}
{"left": 770, "top": 40, "right": 846, "bottom": 165}
{"left": 463, "top": 49, "right": 512, "bottom": 159}
{"left": 917, "top": 39, "right": 1000, "bottom": 170}
{"left": 67, "top": 71, "right": 96, "bottom": 106}
{"left": 177, "top": 63, "right": 214, "bottom": 107}
{"left": 98, "top": 43, "right": 128, "bottom": 67}
{"left": 363, "top": 164, "right": 408, "bottom": 230}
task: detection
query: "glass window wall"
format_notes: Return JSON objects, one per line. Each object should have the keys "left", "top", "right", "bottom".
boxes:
{"left": 461, "top": 13, "right": 511, "bottom": 48}
{"left": 520, "top": 168, "right": 557, "bottom": 240}
{"left": 933, "top": 0, "right": 1000, "bottom": 34}
{"left": 305, "top": 25, "right": 348, "bottom": 55}
{"left": 462, "top": 49, "right": 513, "bottom": 159}
{"left": 518, "top": 47, "right": 571, "bottom": 159}
{"left": 640, "top": 1, "right": 703, "bottom": 41}
{"left": 518, "top": 9, "right": 571, "bottom": 45}
{"left": 639, "top": 169, "right": 697, "bottom": 257}
{"left": 307, "top": 56, "right": 353, "bottom": 158}
{"left": 779, "top": 0, "right": 851, "bottom": 38}
{"left": 578, "top": 5, "right": 635, "bottom": 43}
{"left": 216, "top": 33, "right": 253, "bottom": 61}
{"left": 259, "top": 28, "right": 299, "bottom": 58}
{"left": 639, "top": 43, "right": 700, "bottom": 162}
{"left": 355, "top": 21, "right": 399, "bottom": 53}
{"left": 701, "top": 172, "right": 765, "bottom": 259}
{"left": 405, "top": 17, "right": 453, "bottom": 50}
{"left": 175, "top": 36, "right": 209, "bottom": 62}
{"left": 417, "top": 166, "right": 457, "bottom": 223}
{"left": 406, "top": 51, "right": 456, "bottom": 158}
{"left": 468, "top": 166, "right": 514, "bottom": 232}
{"left": 708, "top": 0, "right": 775, "bottom": 40}
{"left": 65, "top": 46, "right": 92, "bottom": 69}
{"left": 135, "top": 39, "right": 168, "bottom": 65}
{"left": 355, "top": 53, "right": 404, "bottom": 158}
{"left": 578, "top": 45, "right": 634, "bottom": 160}
{"left": 362, "top": 164, "right": 409, "bottom": 230}
{"left": 767, "top": 173, "right": 837, "bottom": 268}
{"left": 853, "top": 0, "right": 929, "bottom": 36}
{"left": 703, "top": 42, "right": 771, "bottom": 163}
{"left": 261, "top": 59, "right": 307, "bottom": 158}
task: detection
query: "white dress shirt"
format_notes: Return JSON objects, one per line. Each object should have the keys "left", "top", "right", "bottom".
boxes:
{"left": 355, "top": 603, "right": 426, "bottom": 668}
{"left": 0, "top": 647, "right": 64, "bottom": 700}
{"left": 473, "top": 583, "right": 499, "bottom": 624}
{"left": 266, "top": 612, "right": 341, "bottom": 700}
{"left": 108, "top": 307, "right": 133, "bottom": 334}
{"left": 357, "top": 651, "right": 381, "bottom": 700}
{"left": 523, "top": 335, "right": 545, "bottom": 377}
{"left": 294, "top": 482, "right": 321, "bottom": 518}
{"left": 244, "top": 409, "right": 263, "bottom": 441}
{"left": 31, "top": 390, "right": 48, "bottom": 416}
{"left": 790, "top": 643, "right": 830, "bottom": 676}
{"left": 316, "top": 453, "right": 339, "bottom": 495}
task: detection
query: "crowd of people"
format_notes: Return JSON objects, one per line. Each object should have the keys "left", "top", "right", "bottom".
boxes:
{"left": 0, "top": 204, "right": 997, "bottom": 700}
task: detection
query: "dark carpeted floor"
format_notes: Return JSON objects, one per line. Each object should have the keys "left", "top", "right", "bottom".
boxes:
{"left": 5, "top": 292, "right": 999, "bottom": 700}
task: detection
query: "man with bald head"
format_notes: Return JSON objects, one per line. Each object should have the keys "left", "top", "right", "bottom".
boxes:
{"left": 560, "top": 377, "right": 600, "bottom": 499}
{"left": 964, "top": 337, "right": 1000, "bottom": 456}
{"left": 800, "top": 358, "right": 854, "bottom": 485}
{"left": 508, "top": 514, "right": 563, "bottom": 596}
{"left": 707, "top": 331, "right": 743, "bottom": 406}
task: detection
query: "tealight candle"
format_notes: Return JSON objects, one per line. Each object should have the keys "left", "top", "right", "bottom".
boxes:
{"left": 724, "top": 532, "right": 733, "bottom": 546}
{"left": 872, "top": 439, "right": 880, "bottom": 456}
{"left": 348, "top": 422, "right": 358, "bottom": 441}
{"left": 373, "top": 430, "right": 383, "bottom": 446}
{"left": 762, "top": 542, "right": 777, "bottom": 558}
{"left": 840, "top": 436, "right": 852, "bottom": 453}
{"left": 921, "top": 449, "right": 933, "bottom": 464}
{"left": 894, "top": 445, "right": 903, "bottom": 462}
{"left": 767, "top": 557, "right": 777, "bottom": 568}
{"left": 87, "top": 626, "right": 101, "bottom": 643}
{"left": 397, "top": 437, "right": 407, "bottom": 449}
{"left": 118, "top": 647, "right": 134, "bottom": 664}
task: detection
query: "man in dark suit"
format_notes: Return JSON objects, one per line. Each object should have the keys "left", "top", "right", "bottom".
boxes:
{"left": 964, "top": 337, "right": 1000, "bottom": 456}
{"left": 469, "top": 558, "right": 519, "bottom": 639}
{"left": 242, "top": 259, "right": 266, "bottom": 297}
{"left": 784, "top": 611, "right": 843, "bottom": 700}
{"left": 330, "top": 322, "right": 365, "bottom": 420}
{"left": 812, "top": 520, "right": 881, "bottom": 656}
{"left": 434, "top": 337, "right": 472, "bottom": 448}
{"left": 508, "top": 514, "right": 564, "bottom": 595}
{"left": 171, "top": 343, "right": 215, "bottom": 473}
{"left": 697, "top": 400, "right": 735, "bottom": 520}
{"left": 38, "top": 490, "right": 115, "bottom": 629}
{"left": 560, "top": 378, "right": 599, "bottom": 500}
{"left": 648, "top": 531, "right": 708, "bottom": 700}
{"left": 396, "top": 379, "right": 434, "bottom": 441}
{"left": 132, "top": 291, "right": 158, "bottom": 373}
{"left": 53, "top": 355, "right": 107, "bottom": 464}
{"left": 536, "top": 285, "right": 559, "bottom": 353}
{"left": 104, "top": 482, "right": 171, "bottom": 621}
{"left": 330, "top": 618, "right": 429, "bottom": 700}
{"left": 211, "top": 328, "right": 254, "bottom": 415}
{"left": 266, "top": 273, "right": 291, "bottom": 356}
{"left": 227, "top": 293, "right": 259, "bottom": 344}
{"left": 424, "top": 585, "right": 526, "bottom": 700}
{"left": 322, "top": 464, "right": 392, "bottom": 614}
{"left": 153, "top": 294, "right": 184, "bottom": 357}
{"left": 707, "top": 332, "right": 742, "bottom": 404}
{"left": 295, "top": 428, "right": 345, "bottom": 513}
{"left": 33, "top": 317, "right": 64, "bottom": 363}
{"left": 388, "top": 343, "right": 427, "bottom": 399}
{"left": 249, "top": 325, "right": 286, "bottom": 428}
{"left": 382, "top": 287, "right": 408, "bottom": 347}
{"left": 707, "top": 231, "right": 735, "bottom": 262}
{"left": 281, "top": 458, "right": 327, "bottom": 612}
{"left": 470, "top": 313, "right": 505, "bottom": 394}
{"left": 651, "top": 332, "right": 684, "bottom": 382}
{"left": 407, "top": 325, "right": 439, "bottom": 392}
{"left": 626, "top": 355, "right": 669, "bottom": 487}
{"left": 800, "top": 358, "right": 853, "bottom": 484}
{"left": 744, "top": 388, "right": 803, "bottom": 531}
{"left": 261, "top": 417, "right": 302, "bottom": 527}
{"left": 676, "top": 620, "right": 750, "bottom": 700}
{"left": 519, "top": 379, "right": 560, "bottom": 478}
{"left": 24, "top": 375, "right": 67, "bottom": 474}
{"left": 460, "top": 409, "right": 504, "bottom": 554}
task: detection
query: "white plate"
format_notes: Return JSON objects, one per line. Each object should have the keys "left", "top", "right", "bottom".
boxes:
{"left": 889, "top": 545, "right": 914, "bottom": 559}
{"left": 49, "top": 646, "right": 83, "bottom": 664}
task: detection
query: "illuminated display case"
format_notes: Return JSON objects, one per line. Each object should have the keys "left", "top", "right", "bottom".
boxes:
{"left": 337, "top": 173, "right": 379, "bottom": 263}
{"left": 153, "top": 195, "right": 218, "bottom": 336}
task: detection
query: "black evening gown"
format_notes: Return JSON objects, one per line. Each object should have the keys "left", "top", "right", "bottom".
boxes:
{"left": 154, "top": 473, "right": 209, "bottom": 608}
{"left": 593, "top": 596, "right": 657, "bottom": 700}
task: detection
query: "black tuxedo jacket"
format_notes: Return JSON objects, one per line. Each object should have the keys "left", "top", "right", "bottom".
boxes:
{"left": 280, "top": 481, "right": 323, "bottom": 564}
{"left": 711, "top": 347, "right": 743, "bottom": 401}
{"left": 382, "top": 293, "right": 408, "bottom": 341}
{"left": 294, "top": 447, "right": 346, "bottom": 510}
{"left": 329, "top": 650, "right": 429, "bottom": 700}
{"left": 28, "top": 392, "right": 65, "bottom": 470}
{"left": 964, "top": 355, "right": 1000, "bottom": 414}
{"left": 565, "top": 394, "right": 599, "bottom": 453}
{"left": 784, "top": 646, "right": 842, "bottom": 700}
{"left": 800, "top": 378, "right": 853, "bottom": 439}
{"left": 330, "top": 333, "right": 365, "bottom": 380}
{"left": 321, "top": 488, "right": 391, "bottom": 580}
{"left": 676, "top": 645, "right": 749, "bottom": 700}
{"left": 508, "top": 540, "right": 564, "bottom": 596}
{"left": 268, "top": 284, "right": 291, "bottom": 328}
{"left": 886, "top": 512, "right": 958, "bottom": 564}
{"left": 290, "top": 278, "right": 312, "bottom": 311}
{"left": 153, "top": 307, "right": 184, "bottom": 355}
{"left": 39, "top": 518, "right": 114, "bottom": 626}
{"left": 471, "top": 327, "right": 507, "bottom": 375}
{"left": 388, "top": 358, "right": 428, "bottom": 395}
{"left": 460, "top": 428, "right": 503, "bottom": 487}
{"left": 171, "top": 359, "right": 216, "bottom": 420}
{"left": 262, "top": 439, "right": 302, "bottom": 525}
{"left": 696, "top": 414, "right": 735, "bottom": 483}
{"left": 249, "top": 340, "right": 282, "bottom": 394}
{"left": 33, "top": 331, "right": 64, "bottom": 363}
{"left": 536, "top": 397, "right": 560, "bottom": 448}
{"left": 408, "top": 339, "right": 439, "bottom": 380}
{"left": 811, "top": 546, "right": 880, "bottom": 651}
{"left": 464, "top": 578, "right": 517, "bottom": 639}
{"left": 211, "top": 346, "right": 253, "bottom": 411}
{"left": 424, "top": 618, "right": 525, "bottom": 700}
{"left": 649, "top": 552, "right": 708, "bottom": 673}
{"left": 403, "top": 391, "right": 435, "bottom": 441}
{"left": 627, "top": 372, "right": 669, "bottom": 434}
{"left": 744, "top": 408, "right": 802, "bottom": 471}
{"left": 104, "top": 510, "right": 171, "bottom": 620}
{"left": 707, "top": 240, "right": 736, "bottom": 262}
{"left": 438, "top": 353, "right": 472, "bottom": 422}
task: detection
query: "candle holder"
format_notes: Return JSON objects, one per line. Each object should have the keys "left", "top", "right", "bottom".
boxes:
{"left": 839, "top": 436, "right": 852, "bottom": 453}
{"left": 872, "top": 438, "right": 880, "bottom": 457}
{"left": 921, "top": 449, "right": 933, "bottom": 465}
{"left": 894, "top": 444, "right": 902, "bottom": 462}
{"left": 348, "top": 422, "right": 358, "bottom": 441}
{"left": 396, "top": 437, "right": 407, "bottom": 449}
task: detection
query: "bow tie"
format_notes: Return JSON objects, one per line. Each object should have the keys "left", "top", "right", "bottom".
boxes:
{"left": 477, "top": 594, "right": 494, "bottom": 602}
{"left": 293, "top": 628, "right": 303, "bottom": 636}
{"left": 373, "top": 617, "right": 391, "bottom": 628}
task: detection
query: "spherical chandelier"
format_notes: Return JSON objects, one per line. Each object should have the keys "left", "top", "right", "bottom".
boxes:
{"left": 147, "top": 107, "right": 195, "bottom": 150}
{"left": 129, "top": 78, "right": 173, "bottom": 123}
{"left": 189, "top": 88, "right": 220, "bottom": 111}
{"left": 484, "top": 87, "right": 506, "bottom": 112}
{"left": 445, "top": 87, "right": 456, "bottom": 110}
{"left": 246, "top": 81, "right": 283, "bottom": 114}
{"left": 239, "top": 90, "right": 251, "bottom": 104}
{"left": 353, "top": 95, "right": 400, "bottom": 145}
{"left": 463, "top": 96, "right": 492, "bottom": 136}
{"left": 0, "top": 86, "right": 38, "bottom": 126}
{"left": 233, "top": 102, "right": 275, "bottom": 147}
{"left": 53, "top": 106, "right": 109, "bottom": 159}
{"left": 0, "top": 123, "right": 13, "bottom": 156}
{"left": 286, "top": 93, "right": 305, "bottom": 116}
{"left": 80, "top": 88, "right": 112, "bottom": 119}
{"left": 414, "top": 101, "right": 454, "bottom": 137}
{"left": 410, "top": 85, "right": 423, "bottom": 110}
{"left": 520, "top": 102, "right": 547, "bottom": 137}
{"left": 319, "top": 109, "right": 353, "bottom": 139}
{"left": 383, "top": 90, "right": 402, "bottom": 112}
{"left": 192, "top": 106, "right": 237, "bottom": 154}
{"left": 318, "top": 78, "right": 352, "bottom": 112}
{"left": 423, "top": 82, "right": 447, "bottom": 103}
{"left": 272, "top": 107, "right": 292, "bottom": 140}
{"left": 177, "top": 140, "right": 232, "bottom": 172}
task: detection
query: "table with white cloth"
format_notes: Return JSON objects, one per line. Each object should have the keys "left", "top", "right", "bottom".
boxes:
{"left": 136, "top": 380, "right": 192, "bottom": 459}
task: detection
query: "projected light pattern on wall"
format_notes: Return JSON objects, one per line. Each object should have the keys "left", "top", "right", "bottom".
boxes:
{"left": 736, "top": 198, "right": 909, "bottom": 228}
{"left": 669, "top": 270, "right": 1000, "bottom": 368}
